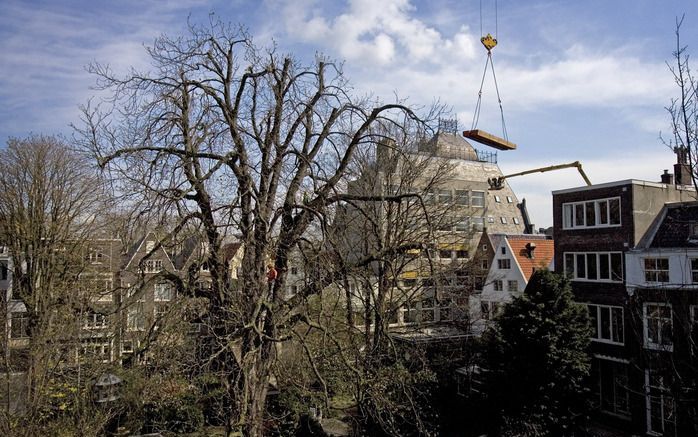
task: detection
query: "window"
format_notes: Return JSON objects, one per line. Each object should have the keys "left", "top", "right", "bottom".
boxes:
{"left": 455, "top": 190, "right": 469, "bottom": 205}
{"left": 562, "top": 197, "right": 621, "bottom": 229}
{"left": 127, "top": 303, "right": 145, "bottom": 331}
{"left": 645, "top": 370, "right": 677, "bottom": 436}
{"left": 121, "top": 340, "right": 134, "bottom": 354}
{"left": 644, "top": 303, "right": 673, "bottom": 351}
{"left": 84, "top": 312, "right": 108, "bottom": 329}
{"left": 481, "top": 259, "right": 488, "bottom": 269}
{"left": 1, "top": 261, "right": 8, "bottom": 280}
{"left": 593, "top": 359, "right": 630, "bottom": 418}
{"left": 498, "top": 259, "right": 511, "bottom": 269}
{"left": 588, "top": 304, "right": 624, "bottom": 344}
{"left": 512, "top": 217, "right": 520, "bottom": 225}
{"left": 438, "top": 189, "right": 452, "bottom": 203}
{"left": 692, "top": 259, "right": 698, "bottom": 283}
{"left": 500, "top": 217, "right": 507, "bottom": 224}
{"left": 291, "top": 267, "right": 298, "bottom": 275}
{"left": 10, "top": 312, "right": 29, "bottom": 338}
{"left": 501, "top": 247, "right": 506, "bottom": 255}
{"left": 471, "top": 191, "right": 485, "bottom": 207}
{"left": 487, "top": 216, "right": 494, "bottom": 223}
{"left": 145, "top": 240, "right": 155, "bottom": 253}
{"left": 494, "top": 195, "right": 501, "bottom": 203}
{"left": 471, "top": 217, "right": 485, "bottom": 231}
{"left": 88, "top": 249, "right": 103, "bottom": 264}
{"left": 80, "top": 339, "right": 112, "bottom": 363}
{"left": 493, "top": 280, "right": 503, "bottom": 291}
{"left": 455, "top": 250, "right": 468, "bottom": 259}
{"left": 507, "top": 280, "right": 518, "bottom": 292}
{"left": 563, "top": 252, "right": 623, "bottom": 282}
{"left": 154, "top": 282, "right": 174, "bottom": 301}
{"left": 506, "top": 196, "right": 513, "bottom": 203}
{"left": 481, "top": 301, "right": 503, "bottom": 320}
{"left": 97, "top": 279, "right": 113, "bottom": 302}
{"left": 154, "top": 304, "right": 168, "bottom": 329}
{"left": 143, "top": 259, "right": 163, "bottom": 273}
{"left": 439, "top": 250, "right": 452, "bottom": 259}
{"left": 644, "top": 258, "right": 669, "bottom": 283}
{"left": 455, "top": 218, "right": 470, "bottom": 232}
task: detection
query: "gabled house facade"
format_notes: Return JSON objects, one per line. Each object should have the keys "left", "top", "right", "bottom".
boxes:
{"left": 472, "top": 232, "right": 554, "bottom": 323}
{"left": 625, "top": 201, "right": 698, "bottom": 436}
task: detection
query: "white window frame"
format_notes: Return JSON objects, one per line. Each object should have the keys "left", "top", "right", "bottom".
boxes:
{"left": 497, "top": 259, "right": 511, "bottom": 269}
{"left": 643, "top": 303, "right": 673, "bottom": 351}
{"left": 644, "top": 258, "right": 669, "bottom": 284}
{"left": 512, "top": 217, "right": 520, "bottom": 225}
{"left": 645, "top": 370, "right": 677, "bottom": 436}
{"left": 80, "top": 338, "right": 112, "bottom": 363}
{"left": 563, "top": 252, "right": 623, "bottom": 282}
{"left": 493, "top": 280, "right": 503, "bottom": 291}
{"left": 507, "top": 280, "right": 518, "bottom": 292}
{"left": 143, "top": 259, "right": 163, "bottom": 273}
{"left": 455, "top": 190, "right": 469, "bottom": 205}
{"left": 83, "top": 312, "right": 108, "bottom": 330}
{"left": 562, "top": 197, "right": 621, "bottom": 229}
{"left": 471, "top": 191, "right": 485, "bottom": 208}
{"left": 154, "top": 282, "right": 174, "bottom": 302}
{"left": 691, "top": 258, "right": 698, "bottom": 283}
{"left": 127, "top": 303, "right": 145, "bottom": 332}
{"left": 588, "top": 304, "right": 624, "bottom": 345}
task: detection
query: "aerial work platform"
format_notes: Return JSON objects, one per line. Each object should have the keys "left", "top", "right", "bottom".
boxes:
{"left": 462, "top": 129, "right": 516, "bottom": 151}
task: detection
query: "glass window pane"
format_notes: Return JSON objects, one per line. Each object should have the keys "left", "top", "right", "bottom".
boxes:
{"left": 575, "top": 204, "right": 585, "bottom": 226}
{"left": 600, "top": 306, "right": 611, "bottom": 339}
{"left": 598, "top": 200, "right": 609, "bottom": 224}
{"left": 609, "top": 198, "right": 621, "bottom": 225}
{"left": 576, "top": 254, "right": 586, "bottom": 278}
{"left": 599, "top": 253, "right": 610, "bottom": 279}
{"left": 585, "top": 202, "right": 596, "bottom": 226}
{"left": 612, "top": 307, "right": 624, "bottom": 343}
{"left": 588, "top": 305, "right": 599, "bottom": 338}
{"left": 565, "top": 253, "right": 575, "bottom": 276}
{"left": 587, "top": 253, "right": 598, "bottom": 280}
{"left": 564, "top": 204, "right": 573, "bottom": 228}
{"left": 611, "top": 253, "right": 623, "bottom": 281}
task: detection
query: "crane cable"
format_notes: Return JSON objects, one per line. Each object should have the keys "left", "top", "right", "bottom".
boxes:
{"left": 471, "top": 0, "right": 508, "bottom": 141}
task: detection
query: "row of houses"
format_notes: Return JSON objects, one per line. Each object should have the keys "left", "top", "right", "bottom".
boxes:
{"left": 0, "top": 232, "right": 243, "bottom": 367}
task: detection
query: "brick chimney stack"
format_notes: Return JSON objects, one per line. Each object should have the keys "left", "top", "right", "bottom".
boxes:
{"left": 673, "top": 146, "right": 693, "bottom": 186}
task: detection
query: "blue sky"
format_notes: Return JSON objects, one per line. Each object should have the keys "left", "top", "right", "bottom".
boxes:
{"left": 1, "top": 0, "right": 697, "bottom": 227}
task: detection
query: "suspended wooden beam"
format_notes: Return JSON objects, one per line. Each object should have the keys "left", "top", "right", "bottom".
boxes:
{"left": 462, "top": 129, "right": 517, "bottom": 151}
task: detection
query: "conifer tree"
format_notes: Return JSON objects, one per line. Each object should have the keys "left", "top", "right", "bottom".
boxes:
{"left": 480, "top": 269, "right": 592, "bottom": 436}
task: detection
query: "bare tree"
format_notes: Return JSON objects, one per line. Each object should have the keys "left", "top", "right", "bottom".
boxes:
{"left": 663, "top": 15, "right": 698, "bottom": 193}
{"left": 0, "top": 135, "right": 114, "bottom": 434}
{"left": 79, "top": 20, "right": 437, "bottom": 436}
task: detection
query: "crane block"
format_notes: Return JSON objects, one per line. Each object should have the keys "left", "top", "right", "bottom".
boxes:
{"left": 480, "top": 33, "right": 498, "bottom": 52}
{"left": 462, "top": 129, "right": 517, "bottom": 151}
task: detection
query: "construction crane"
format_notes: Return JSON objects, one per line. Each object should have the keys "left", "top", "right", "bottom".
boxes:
{"left": 488, "top": 161, "right": 592, "bottom": 190}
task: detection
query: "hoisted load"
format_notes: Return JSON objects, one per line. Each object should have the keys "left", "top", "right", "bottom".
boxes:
{"left": 464, "top": 0, "right": 517, "bottom": 151}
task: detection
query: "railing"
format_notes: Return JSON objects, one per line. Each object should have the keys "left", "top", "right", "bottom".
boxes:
{"left": 476, "top": 149, "right": 497, "bottom": 164}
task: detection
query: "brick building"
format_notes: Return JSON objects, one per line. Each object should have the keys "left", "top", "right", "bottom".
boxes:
{"left": 552, "top": 178, "right": 694, "bottom": 434}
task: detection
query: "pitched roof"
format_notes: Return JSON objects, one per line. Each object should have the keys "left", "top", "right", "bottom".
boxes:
{"left": 646, "top": 201, "right": 698, "bottom": 248}
{"left": 505, "top": 235, "right": 554, "bottom": 281}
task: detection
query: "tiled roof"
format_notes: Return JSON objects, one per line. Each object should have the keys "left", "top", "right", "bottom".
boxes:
{"left": 507, "top": 237, "right": 555, "bottom": 281}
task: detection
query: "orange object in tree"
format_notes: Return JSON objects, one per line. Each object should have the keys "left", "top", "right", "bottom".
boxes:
{"left": 267, "top": 265, "right": 278, "bottom": 282}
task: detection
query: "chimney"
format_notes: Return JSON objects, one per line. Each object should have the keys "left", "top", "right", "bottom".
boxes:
{"left": 525, "top": 242, "right": 536, "bottom": 259}
{"left": 674, "top": 146, "right": 692, "bottom": 186}
{"left": 660, "top": 169, "right": 674, "bottom": 185}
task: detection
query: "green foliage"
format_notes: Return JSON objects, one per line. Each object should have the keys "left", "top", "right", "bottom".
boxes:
{"left": 480, "top": 269, "right": 592, "bottom": 436}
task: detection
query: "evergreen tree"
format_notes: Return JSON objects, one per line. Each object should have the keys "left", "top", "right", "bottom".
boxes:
{"left": 480, "top": 269, "right": 592, "bottom": 436}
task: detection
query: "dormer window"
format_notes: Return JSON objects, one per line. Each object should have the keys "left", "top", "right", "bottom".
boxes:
{"left": 690, "top": 222, "right": 698, "bottom": 240}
